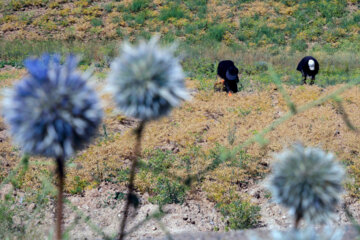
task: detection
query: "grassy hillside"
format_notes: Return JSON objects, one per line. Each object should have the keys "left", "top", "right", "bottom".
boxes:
{"left": 0, "top": 0, "right": 359, "bottom": 66}
{"left": 0, "top": 0, "right": 359, "bottom": 90}
{"left": 0, "top": 0, "right": 359, "bottom": 48}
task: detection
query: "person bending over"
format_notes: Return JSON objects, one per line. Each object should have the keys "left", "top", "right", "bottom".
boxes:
{"left": 296, "top": 56, "right": 319, "bottom": 85}
{"left": 216, "top": 60, "right": 240, "bottom": 95}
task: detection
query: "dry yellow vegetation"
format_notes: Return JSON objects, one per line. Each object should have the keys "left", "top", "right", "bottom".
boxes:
{"left": 1, "top": 68, "right": 359, "bottom": 202}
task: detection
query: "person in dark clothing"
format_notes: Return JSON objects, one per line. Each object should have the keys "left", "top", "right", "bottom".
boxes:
{"left": 296, "top": 56, "right": 319, "bottom": 85}
{"left": 217, "top": 60, "right": 240, "bottom": 94}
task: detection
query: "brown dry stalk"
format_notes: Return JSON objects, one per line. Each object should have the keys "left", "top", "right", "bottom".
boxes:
{"left": 334, "top": 100, "right": 359, "bottom": 133}
{"left": 55, "top": 157, "right": 65, "bottom": 240}
{"left": 119, "top": 121, "right": 145, "bottom": 240}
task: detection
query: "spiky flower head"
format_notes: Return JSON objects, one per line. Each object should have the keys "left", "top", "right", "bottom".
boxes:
{"left": 269, "top": 227, "right": 343, "bottom": 240}
{"left": 247, "top": 226, "right": 343, "bottom": 240}
{"left": 269, "top": 143, "right": 345, "bottom": 223}
{"left": 107, "top": 36, "right": 189, "bottom": 121}
{"left": 2, "top": 54, "right": 103, "bottom": 160}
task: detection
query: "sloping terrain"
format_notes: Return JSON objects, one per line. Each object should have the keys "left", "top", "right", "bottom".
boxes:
{"left": 1, "top": 67, "right": 360, "bottom": 238}
{"left": 0, "top": 0, "right": 359, "bottom": 48}
{"left": 0, "top": 0, "right": 360, "bottom": 238}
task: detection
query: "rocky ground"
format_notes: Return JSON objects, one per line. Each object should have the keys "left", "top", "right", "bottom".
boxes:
{"left": 2, "top": 178, "right": 360, "bottom": 239}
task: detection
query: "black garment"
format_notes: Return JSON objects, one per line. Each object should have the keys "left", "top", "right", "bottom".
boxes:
{"left": 296, "top": 56, "right": 319, "bottom": 85}
{"left": 217, "top": 60, "right": 239, "bottom": 93}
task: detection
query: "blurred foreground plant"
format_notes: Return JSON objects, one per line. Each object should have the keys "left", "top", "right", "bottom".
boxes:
{"left": 2, "top": 54, "right": 103, "bottom": 240}
{"left": 247, "top": 225, "right": 343, "bottom": 240}
{"left": 269, "top": 143, "right": 345, "bottom": 228}
{"left": 107, "top": 36, "right": 189, "bottom": 240}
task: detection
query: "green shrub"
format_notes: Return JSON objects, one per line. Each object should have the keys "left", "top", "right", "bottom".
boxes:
{"left": 182, "top": 57, "right": 215, "bottom": 79}
{"left": 280, "top": 0, "right": 297, "bottom": 7}
{"left": 117, "top": 168, "right": 130, "bottom": 182}
{"left": 162, "top": 32, "right": 176, "bottom": 43}
{"left": 159, "top": 5, "right": 186, "bottom": 21}
{"left": 137, "top": 30, "right": 151, "bottom": 40}
{"left": 116, "top": 27, "right": 123, "bottom": 37}
{"left": 291, "top": 39, "right": 308, "bottom": 52}
{"left": 0, "top": 204, "right": 14, "bottom": 237}
{"left": 237, "top": 31, "right": 248, "bottom": 42}
{"left": 90, "top": 18, "right": 103, "bottom": 27}
{"left": 104, "top": 3, "right": 113, "bottom": 13}
{"left": 184, "top": 0, "right": 207, "bottom": 11}
{"left": 353, "top": 12, "right": 360, "bottom": 23}
{"left": 227, "top": 125, "right": 237, "bottom": 146}
{"left": 239, "top": 17, "right": 256, "bottom": 29}
{"left": 207, "top": 143, "right": 253, "bottom": 169}
{"left": 0, "top": 201, "right": 26, "bottom": 238}
{"left": 184, "top": 19, "right": 208, "bottom": 35}
{"left": 184, "top": 23, "right": 197, "bottom": 35}
{"left": 254, "top": 61, "right": 268, "bottom": 72}
{"left": 184, "top": 0, "right": 207, "bottom": 17}
{"left": 217, "top": 199, "right": 260, "bottom": 230}
{"left": 149, "top": 176, "right": 186, "bottom": 206}
{"left": 135, "top": 12, "right": 146, "bottom": 25}
{"left": 123, "top": 13, "right": 135, "bottom": 22}
{"left": 112, "top": 16, "right": 121, "bottom": 24}
{"left": 130, "top": 0, "right": 148, "bottom": 12}
{"left": 318, "top": 0, "right": 347, "bottom": 21}
{"left": 208, "top": 24, "right": 227, "bottom": 42}
{"left": 142, "top": 149, "right": 173, "bottom": 174}
{"left": 69, "top": 176, "right": 89, "bottom": 194}
{"left": 116, "top": 4, "right": 126, "bottom": 12}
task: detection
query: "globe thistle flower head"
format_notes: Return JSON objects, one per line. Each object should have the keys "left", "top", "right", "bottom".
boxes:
{"left": 107, "top": 36, "right": 189, "bottom": 121}
{"left": 269, "top": 227, "right": 343, "bottom": 240}
{"left": 2, "top": 54, "right": 103, "bottom": 160}
{"left": 269, "top": 143, "right": 345, "bottom": 223}
{"left": 246, "top": 226, "right": 343, "bottom": 240}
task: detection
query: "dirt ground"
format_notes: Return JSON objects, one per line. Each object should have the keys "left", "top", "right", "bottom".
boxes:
{"left": 2, "top": 177, "right": 360, "bottom": 240}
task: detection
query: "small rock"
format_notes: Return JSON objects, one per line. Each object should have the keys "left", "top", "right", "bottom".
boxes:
{"left": 152, "top": 227, "right": 157, "bottom": 231}
{"left": 253, "top": 191, "right": 261, "bottom": 199}
{"left": 0, "top": 130, "right": 9, "bottom": 142}
{"left": 0, "top": 184, "right": 13, "bottom": 201}
{"left": 27, "top": 203, "right": 36, "bottom": 212}
{"left": 12, "top": 216, "right": 21, "bottom": 225}
{"left": 71, "top": 197, "right": 80, "bottom": 205}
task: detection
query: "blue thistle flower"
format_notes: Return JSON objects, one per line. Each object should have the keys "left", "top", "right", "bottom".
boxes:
{"left": 269, "top": 143, "right": 345, "bottom": 224}
{"left": 107, "top": 36, "right": 189, "bottom": 121}
{"left": 270, "top": 227, "right": 343, "bottom": 240}
{"left": 2, "top": 54, "right": 103, "bottom": 159}
{"left": 246, "top": 226, "right": 343, "bottom": 240}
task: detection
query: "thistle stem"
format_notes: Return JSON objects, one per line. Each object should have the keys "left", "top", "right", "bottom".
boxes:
{"left": 119, "top": 121, "right": 145, "bottom": 240}
{"left": 294, "top": 214, "right": 301, "bottom": 230}
{"left": 55, "top": 157, "right": 65, "bottom": 240}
